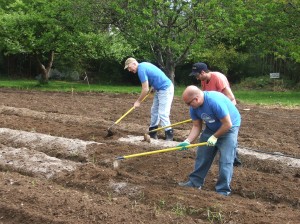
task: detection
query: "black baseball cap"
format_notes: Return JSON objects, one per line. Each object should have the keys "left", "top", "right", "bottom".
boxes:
{"left": 189, "top": 62, "right": 208, "bottom": 76}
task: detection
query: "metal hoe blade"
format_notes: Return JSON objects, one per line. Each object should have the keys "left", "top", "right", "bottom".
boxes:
{"left": 106, "top": 127, "right": 114, "bottom": 137}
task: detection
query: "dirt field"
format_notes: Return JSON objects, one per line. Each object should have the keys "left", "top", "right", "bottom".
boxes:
{"left": 0, "top": 88, "right": 299, "bottom": 224}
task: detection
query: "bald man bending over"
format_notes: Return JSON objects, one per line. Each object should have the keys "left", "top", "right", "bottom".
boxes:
{"left": 189, "top": 62, "right": 241, "bottom": 166}
{"left": 177, "top": 85, "right": 241, "bottom": 196}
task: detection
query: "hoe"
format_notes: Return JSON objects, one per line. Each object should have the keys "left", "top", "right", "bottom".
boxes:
{"left": 107, "top": 88, "right": 152, "bottom": 137}
{"left": 113, "top": 142, "right": 207, "bottom": 169}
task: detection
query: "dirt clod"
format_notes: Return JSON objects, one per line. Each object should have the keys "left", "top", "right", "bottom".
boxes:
{"left": 144, "top": 133, "right": 151, "bottom": 143}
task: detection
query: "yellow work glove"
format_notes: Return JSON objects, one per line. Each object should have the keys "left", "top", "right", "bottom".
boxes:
{"left": 177, "top": 139, "right": 190, "bottom": 151}
{"left": 207, "top": 135, "right": 218, "bottom": 146}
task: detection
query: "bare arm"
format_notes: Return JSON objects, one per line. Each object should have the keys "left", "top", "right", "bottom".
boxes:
{"left": 213, "top": 114, "right": 232, "bottom": 138}
{"left": 222, "top": 87, "right": 236, "bottom": 105}
{"left": 186, "top": 119, "right": 202, "bottom": 143}
{"left": 134, "top": 81, "right": 149, "bottom": 107}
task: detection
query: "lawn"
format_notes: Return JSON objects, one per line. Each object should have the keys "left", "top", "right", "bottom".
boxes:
{"left": 0, "top": 79, "right": 299, "bottom": 107}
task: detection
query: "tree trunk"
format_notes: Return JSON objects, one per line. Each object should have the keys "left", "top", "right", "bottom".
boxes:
{"left": 164, "top": 63, "right": 175, "bottom": 84}
{"left": 36, "top": 51, "right": 54, "bottom": 84}
{"left": 154, "top": 52, "right": 176, "bottom": 84}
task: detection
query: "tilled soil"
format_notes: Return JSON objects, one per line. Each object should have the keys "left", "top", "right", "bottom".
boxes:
{"left": 0, "top": 88, "right": 299, "bottom": 224}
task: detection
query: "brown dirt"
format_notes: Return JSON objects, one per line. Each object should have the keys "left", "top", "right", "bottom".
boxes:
{"left": 0, "top": 88, "right": 299, "bottom": 224}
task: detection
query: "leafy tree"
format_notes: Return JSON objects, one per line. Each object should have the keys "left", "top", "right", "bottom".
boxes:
{"left": 108, "top": 0, "right": 250, "bottom": 83}
{"left": 0, "top": 0, "right": 132, "bottom": 83}
{"left": 220, "top": 0, "right": 300, "bottom": 81}
{"left": 108, "top": 0, "right": 299, "bottom": 84}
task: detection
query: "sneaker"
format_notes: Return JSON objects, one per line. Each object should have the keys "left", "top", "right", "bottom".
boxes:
{"left": 165, "top": 129, "right": 173, "bottom": 141}
{"left": 178, "top": 181, "right": 201, "bottom": 189}
{"left": 149, "top": 132, "right": 158, "bottom": 139}
{"left": 149, "top": 126, "right": 158, "bottom": 139}
{"left": 217, "top": 191, "right": 231, "bottom": 196}
{"left": 233, "top": 158, "right": 242, "bottom": 167}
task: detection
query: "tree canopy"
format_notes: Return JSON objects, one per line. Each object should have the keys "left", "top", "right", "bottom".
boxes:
{"left": 0, "top": 0, "right": 299, "bottom": 84}
{"left": 0, "top": 0, "right": 132, "bottom": 82}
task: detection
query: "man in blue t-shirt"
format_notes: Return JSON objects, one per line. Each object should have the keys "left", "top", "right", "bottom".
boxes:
{"left": 177, "top": 85, "right": 241, "bottom": 196}
{"left": 124, "top": 57, "right": 174, "bottom": 140}
{"left": 189, "top": 62, "right": 242, "bottom": 167}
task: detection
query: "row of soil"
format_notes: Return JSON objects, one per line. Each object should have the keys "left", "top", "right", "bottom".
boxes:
{"left": 0, "top": 89, "right": 299, "bottom": 224}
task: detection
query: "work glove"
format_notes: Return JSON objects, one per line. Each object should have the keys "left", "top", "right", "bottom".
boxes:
{"left": 177, "top": 139, "right": 190, "bottom": 151}
{"left": 207, "top": 135, "right": 218, "bottom": 146}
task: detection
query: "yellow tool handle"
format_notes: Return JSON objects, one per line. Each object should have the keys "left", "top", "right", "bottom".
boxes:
{"left": 149, "top": 119, "right": 193, "bottom": 133}
{"left": 114, "top": 88, "right": 152, "bottom": 125}
{"left": 119, "top": 142, "right": 207, "bottom": 160}
{"left": 141, "top": 87, "right": 153, "bottom": 103}
{"left": 114, "top": 106, "right": 135, "bottom": 124}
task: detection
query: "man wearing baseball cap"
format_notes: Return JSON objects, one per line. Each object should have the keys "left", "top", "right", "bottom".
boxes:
{"left": 190, "top": 62, "right": 236, "bottom": 105}
{"left": 124, "top": 57, "right": 174, "bottom": 141}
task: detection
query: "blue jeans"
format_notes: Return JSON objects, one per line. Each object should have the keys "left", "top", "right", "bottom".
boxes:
{"left": 150, "top": 84, "right": 174, "bottom": 131}
{"left": 188, "top": 126, "right": 239, "bottom": 196}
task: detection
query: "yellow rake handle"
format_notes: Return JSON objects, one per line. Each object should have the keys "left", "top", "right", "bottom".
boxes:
{"left": 116, "top": 142, "right": 207, "bottom": 160}
{"left": 114, "top": 106, "right": 135, "bottom": 124}
{"left": 148, "top": 119, "right": 193, "bottom": 133}
{"left": 114, "top": 88, "right": 152, "bottom": 125}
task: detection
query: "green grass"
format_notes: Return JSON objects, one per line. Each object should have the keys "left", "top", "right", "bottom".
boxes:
{"left": 0, "top": 79, "right": 142, "bottom": 94}
{"left": 0, "top": 79, "right": 299, "bottom": 107}
{"left": 235, "top": 90, "right": 300, "bottom": 107}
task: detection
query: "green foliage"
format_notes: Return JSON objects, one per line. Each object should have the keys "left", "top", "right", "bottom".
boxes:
{"left": 231, "top": 0, "right": 300, "bottom": 81}
{"left": 236, "top": 75, "right": 300, "bottom": 91}
{"left": 237, "top": 76, "right": 275, "bottom": 90}
{"left": 108, "top": 0, "right": 300, "bottom": 84}
{"left": 0, "top": 0, "right": 134, "bottom": 80}
{"left": 207, "top": 207, "right": 223, "bottom": 223}
{"left": 158, "top": 199, "right": 166, "bottom": 209}
{"left": 190, "top": 44, "right": 247, "bottom": 75}
{"left": 73, "top": 31, "right": 132, "bottom": 61}
{"left": 187, "top": 0, "right": 300, "bottom": 83}
{"left": 171, "top": 203, "right": 187, "bottom": 216}
{"left": 109, "top": 0, "right": 232, "bottom": 79}
{"left": 0, "top": 0, "right": 299, "bottom": 84}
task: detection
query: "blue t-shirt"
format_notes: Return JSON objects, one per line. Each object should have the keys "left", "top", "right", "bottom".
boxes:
{"left": 137, "top": 62, "right": 172, "bottom": 90}
{"left": 190, "top": 91, "right": 241, "bottom": 132}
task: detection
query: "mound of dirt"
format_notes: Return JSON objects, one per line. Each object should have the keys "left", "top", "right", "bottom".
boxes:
{"left": 0, "top": 89, "right": 299, "bottom": 224}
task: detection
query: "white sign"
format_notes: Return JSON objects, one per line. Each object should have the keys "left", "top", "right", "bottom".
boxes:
{"left": 270, "top": 73, "right": 280, "bottom": 79}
